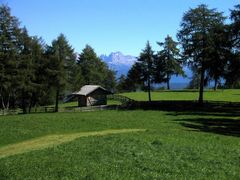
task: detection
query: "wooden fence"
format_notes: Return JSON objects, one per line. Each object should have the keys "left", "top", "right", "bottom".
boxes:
{"left": 0, "top": 105, "right": 119, "bottom": 115}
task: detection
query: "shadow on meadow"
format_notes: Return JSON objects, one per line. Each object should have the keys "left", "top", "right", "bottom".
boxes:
{"left": 124, "top": 100, "right": 240, "bottom": 137}
{"left": 166, "top": 103, "right": 240, "bottom": 137}
{"left": 125, "top": 100, "right": 240, "bottom": 113}
{"left": 174, "top": 117, "right": 240, "bottom": 137}
{"left": 169, "top": 111, "right": 240, "bottom": 118}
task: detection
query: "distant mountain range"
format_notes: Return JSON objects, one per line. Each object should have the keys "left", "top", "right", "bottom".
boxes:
{"left": 100, "top": 51, "right": 192, "bottom": 89}
{"left": 100, "top": 52, "right": 137, "bottom": 77}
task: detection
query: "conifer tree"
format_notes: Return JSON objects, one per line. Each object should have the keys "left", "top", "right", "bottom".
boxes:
{"left": 77, "top": 45, "right": 116, "bottom": 89}
{"left": 0, "top": 5, "right": 21, "bottom": 112}
{"left": 137, "top": 41, "right": 155, "bottom": 101}
{"left": 178, "top": 4, "right": 225, "bottom": 104}
{"left": 49, "top": 34, "right": 76, "bottom": 112}
{"left": 156, "top": 35, "right": 184, "bottom": 89}
{"left": 225, "top": 4, "right": 240, "bottom": 88}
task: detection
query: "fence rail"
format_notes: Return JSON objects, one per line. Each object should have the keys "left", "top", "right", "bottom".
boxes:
{"left": 0, "top": 105, "right": 119, "bottom": 115}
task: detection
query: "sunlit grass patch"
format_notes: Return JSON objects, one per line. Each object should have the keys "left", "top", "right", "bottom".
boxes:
{"left": 0, "top": 129, "right": 145, "bottom": 159}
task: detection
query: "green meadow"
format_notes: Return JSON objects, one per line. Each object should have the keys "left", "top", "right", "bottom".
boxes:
{"left": 122, "top": 89, "right": 240, "bottom": 102}
{"left": 55, "top": 89, "right": 240, "bottom": 108}
{"left": 0, "top": 90, "right": 240, "bottom": 179}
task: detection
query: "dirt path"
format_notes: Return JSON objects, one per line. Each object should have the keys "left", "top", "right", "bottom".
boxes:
{"left": 0, "top": 129, "right": 145, "bottom": 159}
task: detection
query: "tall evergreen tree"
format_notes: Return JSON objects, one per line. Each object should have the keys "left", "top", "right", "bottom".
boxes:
{"left": 178, "top": 4, "right": 225, "bottom": 104}
{"left": 137, "top": 41, "right": 155, "bottom": 102}
{"left": 124, "top": 62, "right": 143, "bottom": 92}
{"left": 28, "top": 37, "right": 47, "bottom": 109}
{"left": 48, "top": 34, "right": 76, "bottom": 112}
{"left": 207, "top": 24, "right": 231, "bottom": 90}
{"left": 230, "top": 4, "right": 240, "bottom": 50}
{"left": 156, "top": 35, "right": 184, "bottom": 89}
{"left": 17, "top": 27, "right": 36, "bottom": 113}
{"left": 116, "top": 75, "right": 127, "bottom": 93}
{"left": 77, "top": 45, "right": 99, "bottom": 85}
{"left": 0, "top": 5, "right": 21, "bottom": 111}
{"left": 225, "top": 4, "right": 240, "bottom": 88}
{"left": 77, "top": 45, "right": 116, "bottom": 90}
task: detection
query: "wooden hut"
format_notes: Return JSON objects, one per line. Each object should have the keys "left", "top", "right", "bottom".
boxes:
{"left": 72, "top": 85, "right": 112, "bottom": 107}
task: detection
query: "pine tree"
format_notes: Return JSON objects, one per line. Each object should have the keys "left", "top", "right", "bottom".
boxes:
{"left": 178, "top": 4, "right": 225, "bottom": 104}
{"left": 207, "top": 24, "right": 231, "bottom": 90}
{"left": 17, "top": 28, "right": 35, "bottom": 113}
{"left": 77, "top": 45, "right": 116, "bottom": 89}
{"left": 48, "top": 34, "right": 76, "bottom": 112}
{"left": 137, "top": 41, "right": 155, "bottom": 102}
{"left": 156, "top": 35, "right": 184, "bottom": 89}
{"left": 28, "top": 37, "right": 47, "bottom": 109}
{"left": 77, "top": 45, "right": 99, "bottom": 85}
{"left": 124, "top": 62, "right": 143, "bottom": 92}
{"left": 225, "top": 4, "right": 240, "bottom": 88}
{"left": 0, "top": 5, "right": 21, "bottom": 112}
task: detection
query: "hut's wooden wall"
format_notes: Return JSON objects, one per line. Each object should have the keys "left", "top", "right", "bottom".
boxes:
{"left": 78, "top": 88, "right": 108, "bottom": 107}
{"left": 78, "top": 96, "right": 87, "bottom": 107}
{"left": 87, "top": 88, "right": 107, "bottom": 106}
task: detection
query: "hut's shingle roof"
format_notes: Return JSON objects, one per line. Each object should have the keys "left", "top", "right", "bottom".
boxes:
{"left": 72, "top": 85, "right": 108, "bottom": 96}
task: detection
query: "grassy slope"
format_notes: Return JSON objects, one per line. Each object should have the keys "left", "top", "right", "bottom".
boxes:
{"left": 61, "top": 89, "right": 240, "bottom": 108}
{"left": 122, "top": 89, "right": 240, "bottom": 102}
{"left": 0, "top": 111, "right": 239, "bottom": 179}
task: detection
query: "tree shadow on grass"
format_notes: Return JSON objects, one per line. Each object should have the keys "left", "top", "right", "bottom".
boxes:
{"left": 123, "top": 100, "right": 240, "bottom": 137}
{"left": 168, "top": 111, "right": 240, "bottom": 118}
{"left": 175, "top": 117, "right": 240, "bottom": 137}
{"left": 125, "top": 100, "right": 240, "bottom": 113}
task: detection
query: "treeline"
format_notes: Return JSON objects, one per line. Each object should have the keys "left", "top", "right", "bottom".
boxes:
{"left": 117, "top": 4, "right": 240, "bottom": 103}
{"left": 0, "top": 5, "right": 115, "bottom": 113}
{"left": 1, "top": 4, "right": 240, "bottom": 112}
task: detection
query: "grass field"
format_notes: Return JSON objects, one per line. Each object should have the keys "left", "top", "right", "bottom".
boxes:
{"left": 0, "top": 109, "right": 240, "bottom": 179}
{"left": 122, "top": 89, "right": 240, "bottom": 102}
{"left": 57, "top": 89, "right": 240, "bottom": 108}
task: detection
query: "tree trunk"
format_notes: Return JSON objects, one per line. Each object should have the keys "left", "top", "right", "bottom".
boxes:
{"left": 28, "top": 95, "right": 33, "bottom": 113}
{"left": 21, "top": 91, "right": 27, "bottom": 114}
{"left": 214, "top": 79, "right": 218, "bottom": 91}
{"left": 147, "top": 78, "right": 151, "bottom": 102}
{"left": 167, "top": 74, "right": 170, "bottom": 90}
{"left": 55, "top": 87, "right": 59, "bottom": 112}
{"left": 29, "top": 94, "right": 36, "bottom": 113}
{"left": 198, "top": 66, "right": 205, "bottom": 104}
{"left": 0, "top": 91, "right": 10, "bottom": 115}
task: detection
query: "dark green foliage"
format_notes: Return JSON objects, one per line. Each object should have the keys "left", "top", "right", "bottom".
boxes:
{"left": 225, "top": 55, "right": 240, "bottom": 88}
{"left": 225, "top": 5, "right": 240, "bottom": 88}
{"left": 77, "top": 45, "right": 116, "bottom": 90}
{"left": 30, "top": 37, "right": 50, "bottom": 106}
{"left": 123, "top": 63, "right": 143, "bottom": 92}
{"left": 1, "top": 3, "right": 240, "bottom": 111}
{"left": 207, "top": 24, "right": 231, "bottom": 90}
{"left": 156, "top": 35, "right": 184, "bottom": 89}
{"left": 188, "top": 65, "right": 201, "bottom": 89}
{"left": 230, "top": 4, "right": 240, "bottom": 50}
{"left": 0, "top": 5, "right": 21, "bottom": 110}
{"left": 137, "top": 41, "right": 155, "bottom": 101}
{"left": 47, "top": 34, "right": 76, "bottom": 112}
{"left": 116, "top": 75, "right": 127, "bottom": 92}
{"left": 178, "top": 4, "right": 226, "bottom": 103}
{"left": 0, "top": 5, "right": 116, "bottom": 112}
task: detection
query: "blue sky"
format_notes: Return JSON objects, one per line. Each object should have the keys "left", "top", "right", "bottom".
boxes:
{"left": 2, "top": 0, "right": 239, "bottom": 56}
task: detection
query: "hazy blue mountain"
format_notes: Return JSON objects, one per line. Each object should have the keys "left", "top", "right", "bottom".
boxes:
{"left": 100, "top": 51, "right": 192, "bottom": 89}
{"left": 100, "top": 52, "right": 137, "bottom": 77}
